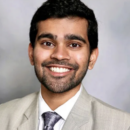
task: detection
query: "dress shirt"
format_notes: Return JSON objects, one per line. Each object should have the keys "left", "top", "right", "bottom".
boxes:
{"left": 38, "top": 85, "right": 82, "bottom": 130}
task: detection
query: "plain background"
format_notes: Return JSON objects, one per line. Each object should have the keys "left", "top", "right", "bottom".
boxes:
{"left": 0, "top": 0, "right": 130, "bottom": 112}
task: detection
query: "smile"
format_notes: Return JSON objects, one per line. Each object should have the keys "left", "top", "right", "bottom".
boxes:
{"left": 49, "top": 67, "right": 70, "bottom": 73}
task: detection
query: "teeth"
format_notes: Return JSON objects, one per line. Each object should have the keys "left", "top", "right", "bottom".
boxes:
{"left": 50, "top": 67, "right": 70, "bottom": 73}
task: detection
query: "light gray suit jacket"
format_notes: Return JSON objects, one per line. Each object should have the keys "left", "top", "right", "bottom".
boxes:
{"left": 0, "top": 87, "right": 130, "bottom": 130}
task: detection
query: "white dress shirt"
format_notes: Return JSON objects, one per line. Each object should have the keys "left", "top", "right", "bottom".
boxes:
{"left": 38, "top": 85, "right": 82, "bottom": 130}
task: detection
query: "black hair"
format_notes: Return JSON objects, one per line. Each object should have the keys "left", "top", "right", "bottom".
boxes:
{"left": 29, "top": 0, "right": 98, "bottom": 52}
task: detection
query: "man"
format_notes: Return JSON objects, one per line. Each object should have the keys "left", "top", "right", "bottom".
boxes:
{"left": 0, "top": 0, "right": 130, "bottom": 130}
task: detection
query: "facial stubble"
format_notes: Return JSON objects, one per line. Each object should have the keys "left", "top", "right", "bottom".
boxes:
{"left": 34, "top": 59, "right": 89, "bottom": 93}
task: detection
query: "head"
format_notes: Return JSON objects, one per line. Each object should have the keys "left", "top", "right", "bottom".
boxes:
{"left": 28, "top": 0, "right": 98, "bottom": 93}
{"left": 30, "top": 0, "right": 98, "bottom": 52}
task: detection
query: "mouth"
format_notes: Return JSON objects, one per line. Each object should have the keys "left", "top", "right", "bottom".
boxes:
{"left": 49, "top": 67, "right": 70, "bottom": 73}
{"left": 46, "top": 64, "right": 73, "bottom": 76}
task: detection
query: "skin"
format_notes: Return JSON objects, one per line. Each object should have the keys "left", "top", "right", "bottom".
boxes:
{"left": 28, "top": 17, "right": 98, "bottom": 110}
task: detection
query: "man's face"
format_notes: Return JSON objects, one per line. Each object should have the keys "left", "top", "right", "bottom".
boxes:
{"left": 29, "top": 17, "right": 98, "bottom": 93}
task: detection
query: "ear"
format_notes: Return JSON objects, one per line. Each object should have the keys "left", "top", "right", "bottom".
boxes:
{"left": 88, "top": 48, "right": 99, "bottom": 70}
{"left": 28, "top": 43, "right": 34, "bottom": 65}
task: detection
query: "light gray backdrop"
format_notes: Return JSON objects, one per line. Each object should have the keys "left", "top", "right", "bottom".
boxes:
{"left": 0, "top": 0, "right": 130, "bottom": 112}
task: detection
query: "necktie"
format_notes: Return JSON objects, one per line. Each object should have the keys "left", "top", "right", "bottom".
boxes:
{"left": 42, "top": 111, "right": 61, "bottom": 130}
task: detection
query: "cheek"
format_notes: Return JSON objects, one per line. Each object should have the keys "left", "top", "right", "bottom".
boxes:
{"left": 34, "top": 48, "right": 51, "bottom": 63}
{"left": 72, "top": 51, "right": 89, "bottom": 67}
{"left": 33, "top": 48, "right": 52, "bottom": 76}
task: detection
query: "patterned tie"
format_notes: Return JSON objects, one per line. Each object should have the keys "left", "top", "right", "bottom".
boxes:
{"left": 42, "top": 111, "right": 61, "bottom": 130}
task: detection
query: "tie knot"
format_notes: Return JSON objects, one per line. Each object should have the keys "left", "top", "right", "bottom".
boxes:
{"left": 42, "top": 111, "right": 61, "bottom": 129}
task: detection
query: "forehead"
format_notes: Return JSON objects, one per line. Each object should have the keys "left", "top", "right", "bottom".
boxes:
{"left": 36, "top": 17, "right": 88, "bottom": 38}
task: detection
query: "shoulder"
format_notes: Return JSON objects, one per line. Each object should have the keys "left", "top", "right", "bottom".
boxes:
{"left": 0, "top": 92, "right": 38, "bottom": 115}
{"left": 0, "top": 92, "right": 39, "bottom": 129}
{"left": 81, "top": 87, "right": 130, "bottom": 117}
{"left": 91, "top": 95, "right": 129, "bottom": 114}
{"left": 79, "top": 88, "right": 130, "bottom": 128}
{"left": 76, "top": 88, "right": 130, "bottom": 129}
{"left": 89, "top": 94, "right": 130, "bottom": 125}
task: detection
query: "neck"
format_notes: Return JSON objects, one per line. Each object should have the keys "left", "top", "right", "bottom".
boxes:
{"left": 41, "top": 84, "right": 81, "bottom": 110}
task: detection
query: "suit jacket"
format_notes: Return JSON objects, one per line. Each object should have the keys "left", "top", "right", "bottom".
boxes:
{"left": 0, "top": 87, "right": 130, "bottom": 130}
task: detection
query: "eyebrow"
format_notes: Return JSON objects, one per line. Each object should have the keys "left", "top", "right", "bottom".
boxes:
{"left": 37, "top": 33, "right": 57, "bottom": 41}
{"left": 65, "top": 34, "right": 86, "bottom": 44}
{"left": 37, "top": 33, "right": 86, "bottom": 44}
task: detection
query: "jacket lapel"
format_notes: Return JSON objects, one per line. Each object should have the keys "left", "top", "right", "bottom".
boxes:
{"left": 18, "top": 93, "right": 39, "bottom": 130}
{"left": 62, "top": 87, "right": 92, "bottom": 130}
{"left": 17, "top": 87, "right": 92, "bottom": 130}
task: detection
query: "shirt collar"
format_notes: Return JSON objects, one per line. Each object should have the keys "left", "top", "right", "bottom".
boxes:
{"left": 39, "top": 85, "right": 82, "bottom": 120}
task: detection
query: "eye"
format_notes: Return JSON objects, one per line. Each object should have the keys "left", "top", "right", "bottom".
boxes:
{"left": 70, "top": 43, "right": 80, "bottom": 48}
{"left": 42, "top": 41, "right": 54, "bottom": 47}
{"left": 40, "top": 41, "right": 55, "bottom": 49}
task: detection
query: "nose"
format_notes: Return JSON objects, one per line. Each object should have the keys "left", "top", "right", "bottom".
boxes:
{"left": 50, "top": 45, "right": 70, "bottom": 60}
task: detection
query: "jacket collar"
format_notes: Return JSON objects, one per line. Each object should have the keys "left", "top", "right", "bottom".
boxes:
{"left": 18, "top": 92, "right": 39, "bottom": 130}
{"left": 62, "top": 87, "right": 92, "bottom": 130}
